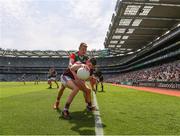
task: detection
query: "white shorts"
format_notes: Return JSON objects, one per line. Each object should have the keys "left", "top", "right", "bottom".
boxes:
{"left": 48, "top": 77, "right": 56, "bottom": 81}
{"left": 60, "top": 75, "right": 73, "bottom": 86}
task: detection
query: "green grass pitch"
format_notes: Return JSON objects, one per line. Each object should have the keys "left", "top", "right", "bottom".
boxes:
{"left": 0, "top": 82, "right": 180, "bottom": 135}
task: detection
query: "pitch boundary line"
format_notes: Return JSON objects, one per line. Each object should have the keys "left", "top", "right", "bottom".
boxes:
{"left": 92, "top": 91, "right": 104, "bottom": 136}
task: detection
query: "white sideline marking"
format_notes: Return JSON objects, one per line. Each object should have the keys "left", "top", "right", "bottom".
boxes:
{"left": 92, "top": 91, "right": 104, "bottom": 136}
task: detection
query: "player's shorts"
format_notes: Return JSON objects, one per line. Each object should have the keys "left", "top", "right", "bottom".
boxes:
{"left": 60, "top": 75, "right": 73, "bottom": 86}
{"left": 48, "top": 77, "right": 56, "bottom": 81}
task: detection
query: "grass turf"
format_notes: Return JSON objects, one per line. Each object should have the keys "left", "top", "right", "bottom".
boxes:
{"left": 0, "top": 82, "right": 95, "bottom": 135}
{"left": 0, "top": 82, "right": 180, "bottom": 135}
{"left": 97, "top": 83, "right": 180, "bottom": 135}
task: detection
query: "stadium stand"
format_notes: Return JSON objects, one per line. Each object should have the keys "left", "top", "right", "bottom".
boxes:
{"left": 102, "top": 0, "right": 180, "bottom": 89}
{"left": 0, "top": 57, "right": 68, "bottom": 81}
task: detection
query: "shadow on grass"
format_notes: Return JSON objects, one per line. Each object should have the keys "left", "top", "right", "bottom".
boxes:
{"left": 57, "top": 109, "right": 106, "bottom": 135}
{"left": 97, "top": 90, "right": 106, "bottom": 93}
{"left": 69, "top": 110, "right": 94, "bottom": 135}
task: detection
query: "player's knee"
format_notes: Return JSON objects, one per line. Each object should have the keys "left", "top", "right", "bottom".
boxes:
{"left": 48, "top": 80, "right": 51, "bottom": 84}
{"left": 60, "top": 84, "right": 65, "bottom": 90}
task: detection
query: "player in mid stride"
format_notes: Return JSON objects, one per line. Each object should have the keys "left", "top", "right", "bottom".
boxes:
{"left": 94, "top": 69, "right": 104, "bottom": 92}
{"left": 47, "top": 67, "right": 59, "bottom": 89}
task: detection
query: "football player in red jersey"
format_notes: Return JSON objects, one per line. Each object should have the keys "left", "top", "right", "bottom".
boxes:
{"left": 69, "top": 42, "right": 89, "bottom": 66}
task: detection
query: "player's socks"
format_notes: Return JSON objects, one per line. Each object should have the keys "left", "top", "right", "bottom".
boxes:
{"left": 62, "top": 105, "right": 71, "bottom": 119}
{"left": 102, "top": 85, "right": 104, "bottom": 91}
{"left": 62, "top": 109, "right": 70, "bottom": 119}
{"left": 48, "top": 85, "right": 52, "bottom": 89}
{"left": 86, "top": 102, "right": 96, "bottom": 111}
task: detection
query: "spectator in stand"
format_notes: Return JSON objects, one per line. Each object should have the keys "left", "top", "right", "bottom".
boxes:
{"left": 105, "top": 60, "right": 180, "bottom": 83}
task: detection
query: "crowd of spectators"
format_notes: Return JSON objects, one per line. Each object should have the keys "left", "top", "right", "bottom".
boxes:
{"left": 106, "top": 60, "right": 180, "bottom": 83}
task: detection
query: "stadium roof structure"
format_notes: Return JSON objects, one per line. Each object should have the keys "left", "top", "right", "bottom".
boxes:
{"left": 0, "top": 49, "right": 110, "bottom": 58}
{"left": 104, "top": 0, "right": 180, "bottom": 56}
{"left": 1, "top": 0, "right": 180, "bottom": 58}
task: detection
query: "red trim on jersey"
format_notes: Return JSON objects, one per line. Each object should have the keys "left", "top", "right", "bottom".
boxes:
{"left": 69, "top": 53, "right": 75, "bottom": 59}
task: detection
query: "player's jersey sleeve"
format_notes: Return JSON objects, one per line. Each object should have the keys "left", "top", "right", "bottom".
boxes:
{"left": 69, "top": 53, "right": 76, "bottom": 60}
{"left": 69, "top": 53, "right": 76, "bottom": 66}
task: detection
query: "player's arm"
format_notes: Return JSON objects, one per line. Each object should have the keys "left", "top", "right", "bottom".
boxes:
{"left": 69, "top": 63, "right": 82, "bottom": 80}
{"left": 70, "top": 64, "right": 81, "bottom": 71}
{"left": 70, "top": 63, "right": 89, "bottom": 72}
{"left": 70, "top": 63, "right": 88, "bottom": 78}
{"left": 55, "top": 71, "right": 57, "bottom": 76}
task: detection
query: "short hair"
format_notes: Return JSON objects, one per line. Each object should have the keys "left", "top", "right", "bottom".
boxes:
{"left": 79, "top": 42, "right": 87, "bottom": 49}
{"left": 89, "top": 58, "right": 96, "bottom": 66}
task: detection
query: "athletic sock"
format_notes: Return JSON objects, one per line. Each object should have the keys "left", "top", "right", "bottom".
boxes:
{"left": 64, "top": 103, "right": 70, "bottom": 110}
{"left": 87, "top": 102, "right": 92, "bottom": 107}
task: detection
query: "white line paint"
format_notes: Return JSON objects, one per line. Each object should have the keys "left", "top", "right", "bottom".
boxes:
{"left": 92, "top": 91, "right": 104, "bottom": 136}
